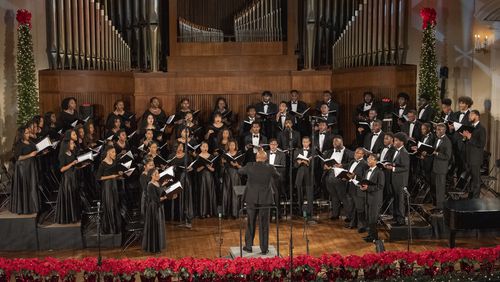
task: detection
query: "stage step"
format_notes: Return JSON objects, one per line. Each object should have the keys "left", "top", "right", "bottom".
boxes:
{"left": 229, "top": 245, "right": 279, "bottom": 258}
{"left": 381, "top": 211, "right": 433, "bottom": 241}
{"left": 38, "top": 222, "right": 83, "bottom": 250}
{"left": 83, "top": 233, "right": 122, "bottom": 248}
{"left": 0, "top": 210, "right": 38, "bottom": 250}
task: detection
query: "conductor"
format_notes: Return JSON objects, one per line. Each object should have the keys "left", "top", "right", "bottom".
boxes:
{"left": 239, "top": 150, "right": 280, "bottom": 255}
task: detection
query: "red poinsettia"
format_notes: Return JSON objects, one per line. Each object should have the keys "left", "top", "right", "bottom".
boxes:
{"left": 16, "top": 9, "right": 32, "bottom": 29}
{"left": 420, "top": 7, "right": 437, "bottom": 29}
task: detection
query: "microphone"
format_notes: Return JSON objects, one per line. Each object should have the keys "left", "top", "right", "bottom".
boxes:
{"left": 218, "top": 206, "right": 222, "bottom": 219}
{"left": 97, "top": 201, "right": 101, "bottom": 212}
{"left": 403, "top": 187, "right": 410, "bottom": 196}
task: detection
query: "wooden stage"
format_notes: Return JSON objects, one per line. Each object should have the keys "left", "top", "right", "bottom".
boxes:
{"left": 1, "top": 216, "right": 499, "bottom": 259}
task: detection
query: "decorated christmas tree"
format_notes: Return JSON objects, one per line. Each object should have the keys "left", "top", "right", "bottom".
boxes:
{"left": 16, "top": 9, "right": 39, "bottom": 126}
{"left": 418, "top": 8, "right": 440, "bottom": 121}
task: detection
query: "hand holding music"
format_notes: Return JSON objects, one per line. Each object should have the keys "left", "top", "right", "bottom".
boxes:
{"left": 462, "top": 130, "right": 472, "bottom": 139}
{"left": 360, "top": 184, "right": 368, "bottom": 191}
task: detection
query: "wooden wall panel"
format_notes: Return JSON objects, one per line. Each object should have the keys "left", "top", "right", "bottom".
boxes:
{"left": 39, "top": 66, "right": 416, "bottom": 145}
{"left": 177, "top": 42, "right": 285, "bottom": 56}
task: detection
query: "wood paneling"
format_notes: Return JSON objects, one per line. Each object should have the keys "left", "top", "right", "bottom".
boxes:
{"left": 39, "top": 65, "right": 416, "bottom": 145}
{"left": 176, "top": 42, "right": 286, "bottom": 56}
{"left": 167, "top": 55, "right": 297, "bottom": 72}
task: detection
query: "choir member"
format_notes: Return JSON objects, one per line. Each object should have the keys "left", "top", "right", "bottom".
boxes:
{"left": 430, "top": 123, "right": 452, "bottom": 210}
{"left": 401, "top": 110, "right": 422, "bottom": 141}
{"left": 106, "top": 100, "right": 135, "bottom": 133}
{"left": 354, "top": 108, "right": 378, "bottom": 147}
{"left": 323, "top": 136, "right": 353, "bottom": 220}
{"left": 96, "top": 145, "right": 122, "bottom": 234}
{"left": 463, "top": 110, "right": 487, "bottom": 199}
{"left": 315, "top": 120, "right": 333, "bottom": 153}
{"left": 75, "top": 125, "right": 86, "bottom": 150}
{"left": 294, "top": 136, "right": 315, "bottom": 219}
{"left": 84, "top": 121, "right": 99, "bottom": 148}
{"left": 175, "top": 112, "right": 201, "bottom": 140}
{"left": 175, "top": 127, "right": 199, "bottom": 157}
{"left": 114, "top": 130, "right": 130, "bottom": 155}
{"left": 383, "top": 132, "right": 410, "bottom": 226}
{"left": 450, "top": 96, "right": 473, "bottom": 177}
{"left": 239, "top": 150, "right": 280, "bottom": 255}
{"left": 239, "top": 105, "right": 258, "bottom": 142}
{"left": 169, "top": 143, "right": 194, "bottom": 227}
{"left": 363, "top": 120, "right": 385, "bottom": 155}
{"left": 393, "top": 92, "right": 411, "bottom": 132}
{"left": 142, "top": 168, "right": 168, "bottom": 253}
{"left": 316, "top": 90, "right": 340, "bottom": 118}
{"left": 355, "top": 91, "right": 380, "bottom": 119}
{"left": 197, "top": 141, "right": 217, "bottom": 218}
{"left": 255, "top": 91, "right": 278, "bottom": 138}
{"left": 417, "top": 95, "right": 437, "bottom": 123}
{"left": 221, "top": 139, "right": 243, "bottom": 218}
{"left": 33, "top": 115, "right": 47, "bottom": 138}
{"left": 318, "top": 103, "right": 337, "bottom": 130}
{"left": 10, "top": 126, "right": 40, "bottom": 214}
{"left": 266, "top": 139, "right": 286, "bottom": 217}
{"left": 359, "top": 154, "right": 385, "bottom": 242}
{"left": 176, "top": 98, "right": 195, "bottom": 122}
{"left": 205, "top": 113, "right": 226, "bottom": 152}
{"left": 287, "top": 89, "right": 310, "bottom": 137}
{"left": 344, "top": 148, "right": 368, "bottom": 230}
{"left": 211, "top": 97, "right": 233, "bottom": 127}
{"left": 244, "top": 122, "right": 268, "bottom": 163}
{"left": 274, "top": 101, "right": 293, "bottom": 133}
{"left": 216, "top": 128, "right": 232, "bottom": 153}
{"left": 58, "top": 97, "right": 79, "bottom": 130}
{"left": 106, "top": 117, "right": 122, "bottom": 138}
{"left": 440, "top": 98, "right": 453, "bottom": 123}
{"left": 277, "top": 119, "right": 300, "bottom": 150}
{"left": 417, "top": 123, "right": 435, "bottom": 182}
{"left": 142, "top": 97, "right": 168, "bottom": 128}
{"left": 140, "top": 157, "right": 155, "bottom": 216}
{"left": 379, "top": 133, "right": 396, "bottom": 205}
{"left": 55, "top": 137, "right": 81, "bottom": 224}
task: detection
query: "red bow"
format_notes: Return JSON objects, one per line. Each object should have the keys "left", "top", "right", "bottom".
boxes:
{"left": 16, "top": 9, "right": 32, "bottom": 29}
{"left": 420, "top": 8, "right": 436, "bottom": 29}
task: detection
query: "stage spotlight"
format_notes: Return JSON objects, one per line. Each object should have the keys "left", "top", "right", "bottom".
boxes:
{"left": 374, "top": 239, "right": 385, "bottom": 253}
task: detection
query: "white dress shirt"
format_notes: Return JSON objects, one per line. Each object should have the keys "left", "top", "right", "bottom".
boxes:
{"left": 409, "top": 122, "right": 415, "bottom": 138}
{"left": 319, "top": 132, "right": 326, "bottom": 152}
{"left": 269, "top": 151, "right": 276, "bottom": 165}
{"left": 418, "top": 105, "right": 428, "bottom": 119}
{"left": 363, "top": 103, "right": 372, "bottom": 112}
{"left": 330, "top": 148, "right": 344, "bottom": 164}
{"left": 380, "top": 146, "right": 390, "bottom": 162}
{"left": 366, "top": 168, "right": 374, "bottom": 180}
{"left": 349, "top": 159, "right": 361, "bottom": 173}
{"left": 369, "top": 132, "right": 380, "bottom": 152}
{"left": 252, "top": 134, "right": 260, "bottom": 153}
{"left": 459, "top": 110, "right": 469, "bottom": 123}
{"left": 263, "top": 103, "right": 269, "bottom": 114}
{"left": 291, "top": 101, "right": 298, "bottom": 112}
{"left": 398, "top": 106, "right": 406, "bottom": 117}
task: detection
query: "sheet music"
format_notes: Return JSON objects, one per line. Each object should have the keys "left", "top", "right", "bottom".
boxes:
{"left": 333, "top": 167, "right": 347, "bottom": 177}
{"left": 163, "top": 181, "right": 182, "bottom": 195}
{"left": 159, "top": 166, "right": 175, "bottom": 179}
{"left": 121, "top": 160, "right": 132, "bottom": 169}
{"left": 77, "top": 151, "right": 93, "bottom": 163}
{"left": 166, "top": 114, "right": 176, "bottom": 124}
{"left": 124, "top": 167, "right": 136, "bottom": 176}
{"left": 36, "top": 137, "right": 52, "bottom": 152}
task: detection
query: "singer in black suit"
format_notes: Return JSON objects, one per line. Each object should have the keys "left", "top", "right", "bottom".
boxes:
{"left": 255, "top": 91, "right": 278, "bottom": 138}
{"left": 323, "top": 136, "right": 354, "bottom": 219}
{"left": 345, "top": 148, "right": 368, "bottom": 230}
{"left": 417, "top": 96, "right": 437, "bottom": 123}
{"left": 450, "top": 96, "right": 473, "bottom": 177}
{"left": 463, "top": 110, "right": 487, "bottom": 199}
{"left": 314, "top": 120, "right": 334, "bottom": 153}
{"left": 244, "top": 122, "right": 268, "bottom": 163}
{"left": 430, "top": 123, "right": 452, "bottom": 209}
{"left": 379, "top": 133, "right": 396, "bottom": 204}
{"left": 359, "top": 154, "right": 385, "bottom": 242}
{"left": 266, "top": 139, "right": 287, "bottom": 216}
{"left": 287, "top": 90, "right": 310, "bottom": 137}
{"left": 293, "top": 137, "right": 315, "bottom": 217}
{"left": 274, "top": 101, "right": 294, "bottom": 133}
{"left": 239, "top": 150, "right": 280, "bottom": 254}
{"left": 277, "top": 119, "right": 300, "bottom": 150}
{"left": 363, "top": 120, "right": 385, "bottom": 155}
{"left": 400, "top": 110, "right": 422, "bottom": 141}
{"left": 384, "top": 133, "right": 410, "bottom": 226}
{"left": 316, "top": 90, "right": 340, "bottom": 118}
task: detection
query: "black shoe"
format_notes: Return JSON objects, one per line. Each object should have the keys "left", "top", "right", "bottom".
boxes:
{"left": 363, "top": 236, "right": 376, "bottom": 243}
{"left": 243, "top": 246, "right": 252, "bottom": 253}
{"left": 344, "top": 218, "right": 351, "bottom": 223}
{"left": 260, "top": 250, "right": 269, "bottom": 255}
{"left": 329, "top": 216, "right": 339, "bottom": 221}
{"left": 357, "top": 227, "right": 367, "bottom": 233}
{"left": 344, "top": 223, "right": 355, "bottom": 229}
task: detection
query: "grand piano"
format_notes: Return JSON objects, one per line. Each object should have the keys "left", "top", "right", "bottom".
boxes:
{"left": 444, "top": 198, "right": 500, "bottom": 248}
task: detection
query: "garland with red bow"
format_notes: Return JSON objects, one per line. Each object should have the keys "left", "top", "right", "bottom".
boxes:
{"left": 420, "top": 7, "right": 437, "bottom": 30}
{"left": 16, "top": 9, "right": 32, "bottom": 29}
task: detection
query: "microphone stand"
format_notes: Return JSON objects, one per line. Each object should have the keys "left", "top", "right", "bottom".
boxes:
{"left": 287, "top": 127, "right": 294, "bottom": 276}
{"left": 403, "top": 187, "right": 412, "bottom": 252}
{"left": 303, "top": 209, "right": 310, "bottom": 255}
{"left": 218, "top": 208, "right": 223, "bottom": 258}
{"left": 182, "top": 120, "right": 191, "bottom": 228}
{"left": 96, "top": 201, "right": 102, "bottom": 281}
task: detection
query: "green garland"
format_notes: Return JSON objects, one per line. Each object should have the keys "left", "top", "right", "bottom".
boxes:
{"left": 418, "top": 22, "right": 440, "bottom": 121}
{"left": 16, "top": 24, "right": 39, "bottom": 126}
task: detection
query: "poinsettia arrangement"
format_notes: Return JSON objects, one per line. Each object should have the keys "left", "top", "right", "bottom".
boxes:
{"left": 0, "top": 247, "right": 500, "bottom": 281}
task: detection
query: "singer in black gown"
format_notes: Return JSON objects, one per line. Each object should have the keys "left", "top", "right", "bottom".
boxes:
{"left": 142, "top": 170, "right": 166, "bottom": 253}
{"left": 221, "top": 140, "right": 243, "bottom": 218}
{"left": 170, "top": 143, "right": 194, "bottom": 225}
{"left": 197, "top": 142, "right": 217, "bottom": 218}
{"left": 96, "top": 146, "right": 122, "bottom": 234}
{"left": 140, "top": 158, "right": 155, "bottom": 216}
{"left": 10, "top": 127, "right": 40, "bottom": 214}
{"left": 55, "top": 139, "right": 81, "bottom": 224}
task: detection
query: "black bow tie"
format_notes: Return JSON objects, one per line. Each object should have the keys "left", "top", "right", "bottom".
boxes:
{"left": 270, "top": 152, "right": 276, "bottom": 155}
{"left": 365, "top": 103, "right": 372, "bottom": 106}
{"left": 253, "top": 135, "right": 259, "bottom": 138}
{"left": 263, "top": 102, "right": 269, "bottom": 105}
{"left": 335, "top": 149, "right": 341, "bottom": 153}
{"left": 291, "top": 101, "right": 297, "bottom": 104}
{"left": 303, "top": 149, "right": 309, "bottom": 151}
{"left": 400, "top": 107, "right": 405, "bottom": 109}
{"left": 373, "top": 134, "right": 379, "bottom": 136}
{"left": 320, "top": 132, "right": 325, "bottom": 135}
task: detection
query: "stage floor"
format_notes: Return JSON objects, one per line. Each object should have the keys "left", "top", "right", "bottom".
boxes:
{"left": 1, "top": 215, "right": 499, "bottom": 259}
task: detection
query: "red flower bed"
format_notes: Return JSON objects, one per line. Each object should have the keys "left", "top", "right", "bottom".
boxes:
{"left": 1, "top": 246, "right": 500, "bottom": 281}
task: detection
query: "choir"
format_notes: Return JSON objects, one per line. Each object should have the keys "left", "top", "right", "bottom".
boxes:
{"left": 7, "top": 90, "right": 487, "bottom": 252}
